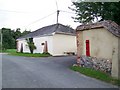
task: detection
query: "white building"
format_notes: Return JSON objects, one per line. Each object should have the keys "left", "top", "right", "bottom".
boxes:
{"left": 16, "top": 23, "right": 77, "bottom": 56}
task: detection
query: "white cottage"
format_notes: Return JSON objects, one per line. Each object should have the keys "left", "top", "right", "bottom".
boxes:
{"left": 16, "top": 23, "right": 77, "bottom": 56}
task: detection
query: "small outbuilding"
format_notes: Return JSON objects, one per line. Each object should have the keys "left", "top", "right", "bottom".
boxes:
{"left": 76, "top": 20, "right": 120, "bottom": 79}
{"left": 17, "top": 23, "right": 77, "bottom": 56}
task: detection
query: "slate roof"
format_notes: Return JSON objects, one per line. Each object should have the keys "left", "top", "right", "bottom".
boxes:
{"left": 76, "top": 20, "right": 120, "bottom": 37}
{"left": 17, "top": 23, "right": 75, "bottom": 40}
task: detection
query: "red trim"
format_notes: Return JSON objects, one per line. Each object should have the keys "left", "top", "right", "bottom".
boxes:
{"left": 86, "top": 40, "right": 90, "bottom": 56}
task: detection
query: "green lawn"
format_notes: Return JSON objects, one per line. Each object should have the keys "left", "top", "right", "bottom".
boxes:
{"left": 2, "top": 49, "right": 51, "bottom": 57}
{"left": 2, "top": 49, "right": 16, "bottom": 53}
{"left": 70, "top": 66, "right": 120, "bottom": 86}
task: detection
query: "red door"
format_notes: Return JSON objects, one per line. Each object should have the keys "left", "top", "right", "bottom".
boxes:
{"left": 86, "top": 40, "right": 90, "bottom": 56}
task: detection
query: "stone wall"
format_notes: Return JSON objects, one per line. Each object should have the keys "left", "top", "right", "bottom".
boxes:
{"left": 76, "top": 55, "right": 112, "bottom": 74}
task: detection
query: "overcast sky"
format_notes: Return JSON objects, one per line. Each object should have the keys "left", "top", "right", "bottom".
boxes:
{"left": 0, "top": 0, "right": 80, "bottom": 32}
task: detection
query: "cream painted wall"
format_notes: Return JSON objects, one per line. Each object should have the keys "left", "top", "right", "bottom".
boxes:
{"left": 52, "top": 34, "right": 77, "bottom": 56}
{"left": 118, "top": 39, "right": 120, "bottom": 79}
{"left": 81, "top": 28, "right": 119, "bottom": 79}
{"left": 82, "top": 28, "right": 118, "bottom": 60}
{"left": 17, "top": 34, "right": 77, "bottom": 56}
{"left": 111, "top": 37, "right": 119, "bottom": 78}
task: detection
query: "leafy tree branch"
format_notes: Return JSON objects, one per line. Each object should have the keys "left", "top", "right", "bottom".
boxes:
{"left": 69, "top": 2, "right": 120, "bottom": 25}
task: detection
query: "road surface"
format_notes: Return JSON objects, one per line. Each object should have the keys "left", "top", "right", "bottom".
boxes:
{"left": 2, "top": 54, "right": 118, "bottom": 88}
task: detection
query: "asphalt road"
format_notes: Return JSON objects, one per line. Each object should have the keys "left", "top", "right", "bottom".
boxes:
{"left": 2, "top": 54, "right": 118, "bottom": 88}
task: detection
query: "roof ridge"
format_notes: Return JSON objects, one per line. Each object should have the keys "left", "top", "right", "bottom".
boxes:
{"left": 76, "top": 20, "right": 120, "bottom": 37}
{"left": 53, "top": 23, "right": 60, "bottom": 33}
{"left": 17, "top": 23, "right": 75, "bottom": 40}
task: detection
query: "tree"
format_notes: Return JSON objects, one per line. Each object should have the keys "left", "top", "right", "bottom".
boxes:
{"left": 1, "top": 28, "right": 16, "bottom": 49}
{"left": 1, "top": 27, "right": 31, "bottom": 50}
{"left": 1, "top": 28, "right": 20, "bottom": 49}
{"left": 13, "top": 28, "right": 31, "bottom": 49}
{"left": 26, "top": 38, "right": 36, "bottom": 54}
{"left": 69, "top": 2, "right": 120, "bottom": 25}
{"left": 13, "top": 28, "right": 22, "bottom": 39}
{"left": 22, "top": 30, "right": 31, "bottom": 36}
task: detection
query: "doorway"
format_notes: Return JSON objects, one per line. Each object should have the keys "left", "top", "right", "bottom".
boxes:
{"left": 86, "top": 40, "right": 90, "bottom": 56}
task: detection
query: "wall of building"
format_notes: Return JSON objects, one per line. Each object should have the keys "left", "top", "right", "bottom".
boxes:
{"left": 82, "top": 28, "right": 118, "bottom": 60}
{"left": 76, "top": 31, "right": 83, "bottom": 58}
{"left": 111, "top": 37, "right": 120, "bottom": 79}
{"left": 76, "top": 28, "right": 119, "bottom": 79}
{"left": 52, "top": 34, "right": 77, "bottom": 56}
{"left": 118, "top": 39, "right": 120, "bottom": 79}
{"left": 17, "top": 39, "right": 30, "bottom": 53}
{"left": 33, "top": 36, "right": 53, "bottom": 54}
{"left": 17, "top": 34, "right": 77, "bottom": 56}
{"left": 17, "top": 36, "right": 53, "bottom": 54}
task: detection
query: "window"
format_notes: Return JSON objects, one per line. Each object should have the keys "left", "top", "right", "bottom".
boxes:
{"left": 41, "top": 43, "right": 44, "bottom": 45}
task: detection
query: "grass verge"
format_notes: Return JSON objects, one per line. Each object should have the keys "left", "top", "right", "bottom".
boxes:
{"left": 70, "top": 66, "right": 120, "bottom": 86}
{"left": 9, "top": 52, "right": 51, "bottom": 57}
{"left": 2, "top": 49, "right": 16, "bottom": 53}
{"left": 2, "top": 49, "right": 51, "bottom": 57}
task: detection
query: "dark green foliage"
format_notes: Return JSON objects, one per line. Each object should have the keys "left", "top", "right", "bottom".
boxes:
{"left": 1, "top": 28, "right": 15, "bottom": 50}
{"left": 22, "top": 30, "right": 31, "bottom": 36}
{"left": 1, "top": 28, "right": 31, "bottom": 50}
{"left": 13, "top": 28, "right": 22, "bottom": 39}
{"left": 14, "top": 28, "right": 31, "bottom": 50}
{"left": 26, "top": 38, "right": 36, "bottom": 54}
{"left": 70, "top": 2, "right": 120, "bottom": 25}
